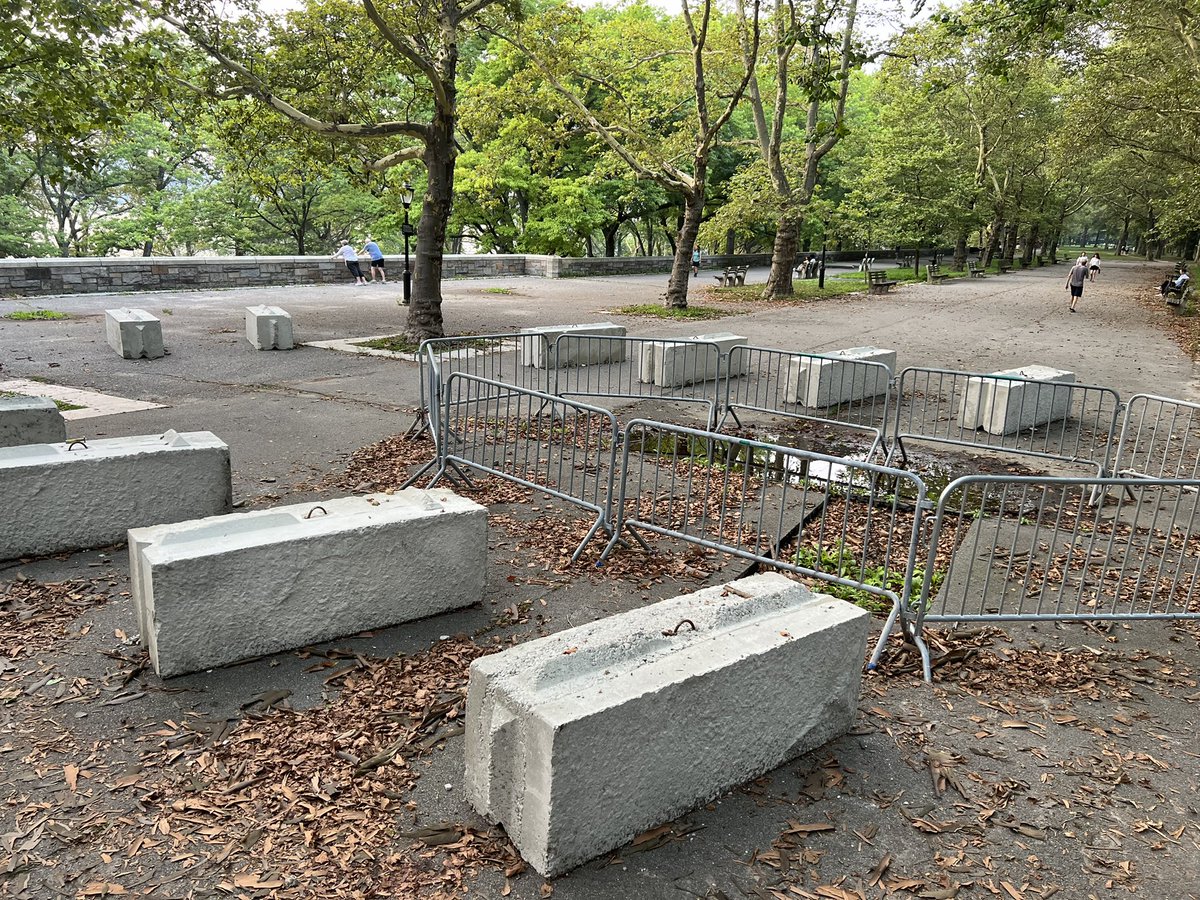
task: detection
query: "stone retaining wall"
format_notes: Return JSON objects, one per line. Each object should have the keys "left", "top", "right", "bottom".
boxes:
{"left": 0, "top": 253, "right": 774, "bottom": 297}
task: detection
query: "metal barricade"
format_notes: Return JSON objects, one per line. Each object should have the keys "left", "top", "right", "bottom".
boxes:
{"left": 888, "top": 366, "right": 1121, "bottom": 474}
{"left": 1112, "top": 394, "right": 1200, "bottom": 480}
{"left": 416, "top": 373, "right": 620, "bottom": 561}
{"left": 550, "top": 335, "right": 724, "bottom": 429}
{"left": 719, "top": 345, "right": 891, "bottom": 457}
{"left": 911, "top": 474, "right": 1200, "bottom": 680}
{"left": 599, "top": 419, "right": 927, "bottom": 665}
{"left": 410, "top": 333, "right": 551, "bottom": 449}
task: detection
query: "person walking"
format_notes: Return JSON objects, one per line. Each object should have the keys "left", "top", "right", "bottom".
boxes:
{"left": 1088, "top": 253, "right": 1101, "bottom": 282}
{"left": 691, "top": 247, "right": 701, "bottom": 277}
{"left": 360, "top": 236, "right": 387, "bottom": 283}
{"left": 333, "top": 240, "right": 367, "bottom": 285}
{"left": 1065, "top": 257, "right": 1088, "bottom": 312}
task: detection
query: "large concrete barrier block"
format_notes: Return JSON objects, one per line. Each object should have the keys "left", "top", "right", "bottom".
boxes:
{"left": 245, "top": 305, "right": 294, "bottom": 350}
{"left": 785, "top": 346, "right": 897, "bottom": 407}
{"left": 959, "top": 365, "right": 1076, "bottom": 435}
{"left": 0, "top": 396, "right": 65, "bottom": 448}
{"left": 129, "top": 489, "right": 486, "bottom": 677}
{"left": 105, "top": 308, "right": 164, "bottom": 359}
{"left": 520, "top": 323, "right": 627, "bottom": 368}
{"left": 0, "top": 431, "right": 231, "bottom": 560}
{"left": 638, "top": 332, "right": 748, "bottom": 388}
{"left": 464, "top": 572, "right": 868, "bottom": 876}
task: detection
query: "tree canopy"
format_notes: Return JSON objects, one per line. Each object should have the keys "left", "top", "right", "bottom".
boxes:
{"left": 5, "top": 0, "right": 1199, "bottom": 332}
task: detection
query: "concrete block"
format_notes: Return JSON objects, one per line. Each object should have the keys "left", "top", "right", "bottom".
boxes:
{"left": 105, "top": 308, "right": 164, "bottom": 359}
{"left": 245, "top": 305, "right": 294, "bottom": 350}
{"left": 464, "top": 573, "right": 868, "bottom": 876}
{"left": 638, "top": 332, "right": 748, "bottom": 388}
{"left": 0, "top": 396, "right": 66, "bottom": 448}
{"left": 520, "top": 323, "right": 627, "bottom": 368}
{"left": 959, "top": 365, "right": 1076, "bottom": 435}
{"left": 0, "top": 431, "right": 231, "bottom": 560}
{"left": 784, "top": 346, "right": 897, "bottom": 407}
{"left": 129, "top": 489, "right": 486, "bottom": 677}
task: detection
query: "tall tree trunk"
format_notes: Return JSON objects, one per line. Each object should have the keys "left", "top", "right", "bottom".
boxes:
{"left": 408, "top": 109, "right": 456, "bottom": 339}
{"left": 1021, "top": 223, "right": 1038, "bottom": 265}
{"left": 1118, "top": 213, "right": 1131, "bottom": 253}
{"left": 952, "top": 232, "right": 968, "bottom": 269}
{"left": 142, "top": 240, "right": 154, "bottom": 257}
{"left": 982, "top": 210, "right": 1004, "bottom": 267}
{"left": 665, "top": 188, "right": 704, "bottom": 309}
{"left": 603, "top": 224, "right": 618, "bottom": 257}
{"left": 725, "top": 228, "right": 735, "bottom": 255}
{"left": 763, "top": 217, "right": 798, "bottom": 296}
{"left": 1002, "top": 220, "right": 1019, "bottom": 262}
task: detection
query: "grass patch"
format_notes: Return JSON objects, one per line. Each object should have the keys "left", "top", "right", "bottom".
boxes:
{"left": 613, "top": 304, "right": 729, "bottom": 320}
{"left": 4, "top": 309, "right": 69, "bottom": 321}
{"left": 482, "top": 287, "right": 513, "bottom": 295}
{"left": 353, "top": 333, "right": 498, "bottom": 354}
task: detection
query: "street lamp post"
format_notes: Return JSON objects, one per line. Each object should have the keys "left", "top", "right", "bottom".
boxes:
{"left": 401, "top": 181, "right": 415, "bottom": 306}
{"left": 818, "top": 219, "right": 829, "bottom": 289}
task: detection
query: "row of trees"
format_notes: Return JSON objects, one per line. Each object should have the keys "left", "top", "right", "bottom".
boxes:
{"left": 7, "top": 0, "right": 1199, "bottom": 336}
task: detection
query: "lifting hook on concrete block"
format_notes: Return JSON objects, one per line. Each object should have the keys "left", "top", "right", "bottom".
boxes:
{"left": 66, "top": 439, "right": 89, "bottom": 451}
{"left": 662, "top": 619, "right": 696, "bottom": 637}
{"left": 304, "top": 506, "right": 328, "bottom": 519}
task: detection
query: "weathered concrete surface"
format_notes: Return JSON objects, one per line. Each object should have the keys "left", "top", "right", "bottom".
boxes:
{"left": 785, "top": 346, "right": 897, "bottom": 407}
{"left": 129, "top": 488, "right": 487, "bottom": 676}
{"left": 960, "top": 365, "right": 1076, "bottom": 435}
{"left": 464, "top": 572, "right": 868, "bottom": 876}
{"left": 639, "top": 332, "right": 749, "bottom": 388}
{"left": 520, "top": 323, "right": 627, "bottom": 368}
{"left": 0, "top": 430, "right": 231, "bottom": 560}
{"left": 105, "top": 308, "right": 165, "bottom": 359}
{"left": 0, "top": 395, "right": 65, "bottom": 447}
{"left": 245, "top": 305, "right": 294, "bottom": 350}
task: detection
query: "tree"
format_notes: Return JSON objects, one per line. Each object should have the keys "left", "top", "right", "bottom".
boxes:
{"left": 507, "top": 0, "right": 761, "bottom": 308}
{"left": 736, "top": 0, "right": 861, "bottom": 298}
{"left": 155, "top": 0, "right": 514, "bottom": 338}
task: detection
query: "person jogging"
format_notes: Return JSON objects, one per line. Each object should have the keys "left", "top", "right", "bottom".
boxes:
{"left": 1065, "top": 258, "right": 1088, "bottom": 313}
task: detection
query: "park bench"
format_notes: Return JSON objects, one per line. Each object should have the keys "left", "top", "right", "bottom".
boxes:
{"left": 1035, "top": 255, "right": 1046, "bottom": 266}
{"left": 900, "top": 255, "right": 915, "bottom": 270}
{"left": 858, "top": 256, "right": 876, "bottom": 272}
{"left": 713, "top": 265, "right": 748, "bottom": 287}
{"left": 926, "top": 263, "right": 950, "bottom": 284}
{"left": 967, "top": 261, "right": 986, "bottom": 278}
{"left": 794, "top": 259, "right": 818, "bottom": 279}
{"left": 867, "top": 270, "right": 898, "bottom": 295}
{"left": 996, "top": 261, "right": 1012, "bottom": 274}
{"left": 1165, "top": 284, "right": 1193, "bottom": 309}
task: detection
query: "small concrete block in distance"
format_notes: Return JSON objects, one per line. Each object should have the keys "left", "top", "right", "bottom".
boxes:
{"left": 105, "top": 308, "right": 164, "bottom": 359}
{"left": 959, "top": 365, "right": 1076, "bottom": 435}
{"left": 464, "top": 572, "right": 868, "bottom": 876}
{"left": 0, "top": 431, "right": 231, "bottom": 561}
{"left": 129, "top": 489, "right": 486, "bottom": 677}
{"left": 0, "top": 396, "right": 65, "bottom": 448}
{"left": 640, "top": 332, "right": 748, "bottom": 387}
{"left": 245, "top": 305, "right": 294, "bottom": 350}
{"left": 520, "top": 323, "right": 626, "bottom": 368}
{"left": 784, "top": 346, "right": 897, "bottom": 407}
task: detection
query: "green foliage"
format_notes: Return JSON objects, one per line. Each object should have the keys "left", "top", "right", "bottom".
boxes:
{"left": 4, "top": 310, "right": 70, "bottom": 321}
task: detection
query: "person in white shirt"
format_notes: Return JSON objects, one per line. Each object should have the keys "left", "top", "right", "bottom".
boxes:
{"left": 332, "top": 240, "right": 367, "bottom": 285}
{"left": 1088, "top": 254, "right": 1101, "bottom": 282}
{"left": 1161, "top": 270, "right": 1191, "bottom": 296}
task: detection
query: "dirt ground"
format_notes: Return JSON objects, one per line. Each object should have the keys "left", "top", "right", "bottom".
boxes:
{"left": 1, "top": 259, "right": 1198, "bottom": 899}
